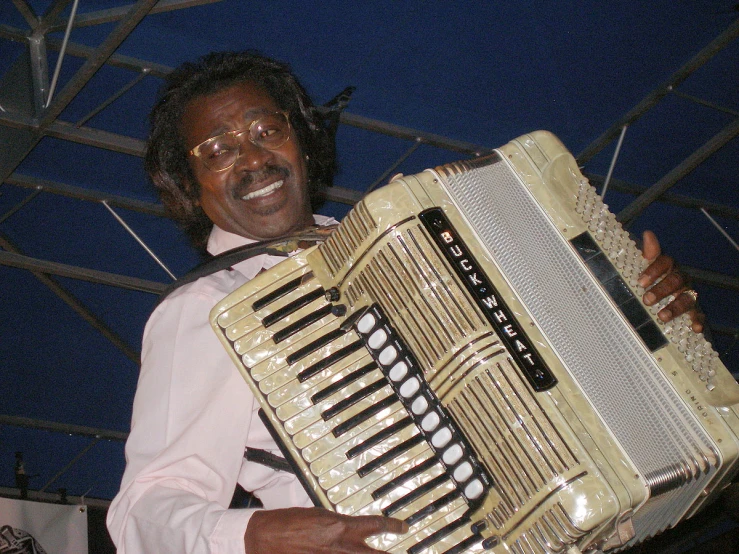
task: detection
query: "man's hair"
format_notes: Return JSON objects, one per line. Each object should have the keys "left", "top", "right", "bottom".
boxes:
{"left": 145, "top": 51, "right": 335, "bottom": 251}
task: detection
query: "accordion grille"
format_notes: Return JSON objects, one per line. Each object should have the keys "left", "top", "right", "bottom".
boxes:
{"left": 320, "top": 200, "right": 376, "bottom": 277}
{"left": 342, "top": 224, "right": 485, "bottom": 369}
{"left": 449, "top": 363, "right": 579, "bottom": 525}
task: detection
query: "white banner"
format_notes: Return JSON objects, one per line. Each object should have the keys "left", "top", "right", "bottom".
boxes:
{"left": 0, "top": 497, "right": 88, "bottom": 554}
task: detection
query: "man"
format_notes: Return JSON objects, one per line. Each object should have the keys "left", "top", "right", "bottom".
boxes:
{"left": 107, "top": 51, "right": 701, "bottom": 554}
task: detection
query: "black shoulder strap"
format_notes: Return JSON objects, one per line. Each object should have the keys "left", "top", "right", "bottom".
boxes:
{"left": 154, "top": 225, "right": 338, "bottom": 309}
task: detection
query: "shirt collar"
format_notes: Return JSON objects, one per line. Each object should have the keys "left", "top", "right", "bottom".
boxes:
{"left": 205, "top": 215, "right": 338, "bottom": 281}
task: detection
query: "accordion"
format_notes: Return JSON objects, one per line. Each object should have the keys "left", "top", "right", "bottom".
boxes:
{"left": 211, "top": 131, "right": 739, "bottom": 553}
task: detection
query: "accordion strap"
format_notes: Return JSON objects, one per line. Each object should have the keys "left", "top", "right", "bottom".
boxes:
{"left": 155, "top": 225, "right": 338, "bottom": 308}
{"left": 244, "top": 447, "right": 294, "bottom": 473}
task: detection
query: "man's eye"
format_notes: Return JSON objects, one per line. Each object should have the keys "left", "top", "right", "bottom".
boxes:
{"left": 208, "top": 144, "right": 237, "bottom": 158}
{"left": 260, "top": 127, "right": 279, "bottom": 138}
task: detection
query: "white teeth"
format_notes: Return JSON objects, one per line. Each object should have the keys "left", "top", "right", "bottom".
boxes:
{"left": 242, "top": 180, "right": 284, "bottom": 200}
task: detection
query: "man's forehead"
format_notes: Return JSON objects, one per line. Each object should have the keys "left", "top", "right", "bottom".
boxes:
{"left": 199, "top": 81, "right": 278, "bottom": 111}
{"left": 182, "top": 81, "right": 279, "bottom": 139}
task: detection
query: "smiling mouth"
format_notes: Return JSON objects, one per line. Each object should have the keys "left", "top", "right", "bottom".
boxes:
{"left": 241, "top": 180, "right": 284, "bottom": 201}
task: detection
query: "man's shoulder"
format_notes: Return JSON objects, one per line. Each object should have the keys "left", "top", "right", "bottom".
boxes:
{"left": 150, "top": 267, "right": 249, "bottom": 323}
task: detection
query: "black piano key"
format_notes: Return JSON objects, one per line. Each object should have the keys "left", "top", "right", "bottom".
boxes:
{"left": 252, "top": 273, "right": 312, "bottom": 311}
{"left": 585, "top": 252, "right": 620, "bottom": 283}
{"left": 358, "top": 434, "right": 426, "bottom": 479}
{"left": 441, "top": 532, "right": 484, "bottom": 554}
{"left": 261, "top": 288, "right": 325, "bottom": 328}
{"left": 570, "top": 232, "right": 600, "bottom": 261}
{"left": 287, "top": 328, "right": 345, "bottom": 365}
{"left": 602, "top": 275, "right": 635, "bottom": 306}
{"left": 311, "top": 361, "right": 377, "bottom": 404}
{"left": 321, "top": 379, "right": 388, "bottom": 421}
{"left": 637, "top": 320, "right": 668, "bottom": 352}
{"left": 298, "top": 340, "right": 366, "bottom": 383}
{"left": 372, "top": 456, "right": 440, "bottom": 500}
{"left": 272, "top": 305, "right": 333, "bottom": 344}
{"left": 381, "top": 473, "right": 449, "bottom": 516}
{"left": 407, "top": 515, "right": 471, "bottom": 554}
{"left": 620, "top": 296, "right": 651, "bottom": 329}
{"left": 405, "top": 489, "right": 462, "bottom": 526}
{"left": 332, "top": 396, "right": 398, "bottom": 438}
{"left": 346, "top": 416, "right": 414, "bottom": 459}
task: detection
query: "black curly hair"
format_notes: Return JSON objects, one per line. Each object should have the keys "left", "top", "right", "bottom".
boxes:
{"left": 145, "top": 51, "right": 335, "bottom": 251}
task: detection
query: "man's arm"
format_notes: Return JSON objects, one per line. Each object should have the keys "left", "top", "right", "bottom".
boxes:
{"left": 107, "top": 285, "right": 257, "bottom": 554}
{"left": 244, "top": 508, "right": 408, "bottom": 554}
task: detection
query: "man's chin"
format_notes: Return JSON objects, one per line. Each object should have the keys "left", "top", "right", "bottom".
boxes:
{"left": 242, "top": 213, "right": 313, "bottom": 241}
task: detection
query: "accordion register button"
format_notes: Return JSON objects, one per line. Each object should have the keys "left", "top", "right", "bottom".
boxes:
{"left": 432, "top": 427, "right": 452, "bottom": 448}
{"left": 400, "top": 377, "right": 420, "bottom": 398}
{"left": 453, "top": 461, "right": 473, "bottom": 482}
{"left": 443, "top": 444, "right": 463, "bottom": 465}
{"left": 421, "top": 412, "right": 440, "bottom": 431}
{"left": 465, "top": 479, "right": 484, "bottom": 500}
{"left": 368, "top": 329, "right": 387, "bottom": 349}
{"left": 411, "top": 396, "right": 428, "bottom": 414}
{"left": 357, "top": 313, "right": 376, "bottom": 334}
{"left": 389, "top": 361, "right": 408, "bottom": 381}
{"left": 379, "top": 345, "right": 397, "bottom": 366}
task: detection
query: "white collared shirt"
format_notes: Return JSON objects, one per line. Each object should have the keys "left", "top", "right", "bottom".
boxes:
{"left": 107, "top": 216, "right": 335, "bottom": 554}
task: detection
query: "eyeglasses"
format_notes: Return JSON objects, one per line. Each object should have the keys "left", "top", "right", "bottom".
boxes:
{"left": 188, "top": 111, "right": 292, "bottom": 172}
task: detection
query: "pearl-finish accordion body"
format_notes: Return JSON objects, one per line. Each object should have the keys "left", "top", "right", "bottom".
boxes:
{"left": 211, "top": 131, "right": 739, "bottom": 553}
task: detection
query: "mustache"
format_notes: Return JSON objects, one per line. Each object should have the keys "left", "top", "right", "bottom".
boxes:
{"left": 232, "top": 165, "right": 290, "bottom": 197}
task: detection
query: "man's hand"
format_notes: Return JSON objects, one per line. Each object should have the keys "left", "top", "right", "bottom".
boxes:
{"left": 244, "top": 507, "right": 409, "bottom": 553}
{"left": 638, "top": 230, "right": 705, "bottom": 333}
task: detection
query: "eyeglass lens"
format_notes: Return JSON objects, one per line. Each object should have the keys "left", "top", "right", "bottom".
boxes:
{"left": 199, "top": 113, "right": 290, "bottom": 171}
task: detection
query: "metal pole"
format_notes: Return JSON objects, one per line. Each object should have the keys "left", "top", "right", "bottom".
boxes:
{"left": 39, "top": 436, "right": 101, "bottom": 493}
{"left": 0, "top": 248, "right": 168, "bottom": 294}
{"left": 670, "top": 88, "right": 739, "bottom": 117}
{"left": 39, "top": 0, "right": 159, "bottom": 128}
{"left": 600, "top": 125, "right": 628, "bottom": 201}
{"left": 45, "top": 0, "right": 80, "bottom": 108}
{"left": 102, "top": 200, "right": 177, "bottom": 280}
{"left": 700, "top": 208, "right": 739, "bottom": 253}
{"left": 617, "top": 117, "right": 739, "bottom": 225}
{"left": 577, "top": 18, "right": 739, "bottom": 165}
{"left": 0, "top": 235, "right": 145, "bottom": 364}
{"left": 0, "top": 187, "right": 41, "bottom": 225}
{"left": 366, "top": 139, "right": 422, "bottom": 193}
{"left": 75, "top": 68, "right": 150, "bottom": 127}
{"left": 0, "top": 414, "right": 128, "bottom": 440}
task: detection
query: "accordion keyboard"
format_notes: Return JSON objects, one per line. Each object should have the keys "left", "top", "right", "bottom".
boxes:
{"left": 220, "top": 261, "right": 496, "bottom": 553}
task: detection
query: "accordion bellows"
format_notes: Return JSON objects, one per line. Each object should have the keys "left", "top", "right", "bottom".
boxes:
{"left": 211, "top": 131, "right": 739, "bottom": 554}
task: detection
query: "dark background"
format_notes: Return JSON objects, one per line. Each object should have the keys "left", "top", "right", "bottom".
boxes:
{"left": 0, "top": 1, "right": 737, "bottom": 551}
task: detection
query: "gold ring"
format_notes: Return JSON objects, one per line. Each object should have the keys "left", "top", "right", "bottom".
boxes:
{"left": 684, "top": 289, "right": 698, "bottom": 303}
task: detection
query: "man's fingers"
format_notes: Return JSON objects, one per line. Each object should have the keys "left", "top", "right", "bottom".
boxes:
{"left": 354, "top": 515, "right": 409, "bottom": 536}
{"left": 641, "top": 230, "right": 661, "bottom": 262}
{"left": 637, "top": 231, "right": 705, "bottom": 331}
{"left": 689, "top": 310, "right": 706, "bottom": 334}
{"left": 344, "top": 515, "right": 409, "bottom": 554}
{"left": 380, "top": 516, "right": 409, "bottom": 535}
{"left": 638, "top": 254, "right": 675, "bottom": 289}
{"left": 657, "top": 290, "right": 701, "bottom": 323}
{"left": 643, "top": 269, "right": 684, "bottom": 306}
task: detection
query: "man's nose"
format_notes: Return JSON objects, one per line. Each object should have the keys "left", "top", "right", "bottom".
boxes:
{"left": 233, "top": 139, "right": 274, "bottom": 171}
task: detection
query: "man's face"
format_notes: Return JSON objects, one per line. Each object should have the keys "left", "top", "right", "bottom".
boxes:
{"left": 182, "top": 81, "right": 313, "bottom": 241}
